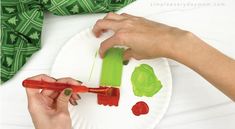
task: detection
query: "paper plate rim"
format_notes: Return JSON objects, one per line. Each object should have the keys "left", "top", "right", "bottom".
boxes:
{"left": 50, "top": 28, "right": 172, "bottom": 129}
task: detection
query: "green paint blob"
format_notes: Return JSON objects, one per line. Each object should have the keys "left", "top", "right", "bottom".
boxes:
{"left": 131, "top": 64, "right": 162, "bottom": 97}
{"left": 100, "top": 48, "right": 124, "bottom": 87}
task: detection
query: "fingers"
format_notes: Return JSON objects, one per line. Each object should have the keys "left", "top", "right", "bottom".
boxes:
{"left": 104, "top": 12, "right": 125, "bottom": 20}
{"left": 92, "top": 19, "right": 120, "bottom": 37}
{"left": 120, "top": 13, "right": 135, "bottom": 18}
{"left": 99, "top": 36, "right": 122, "bottom": 58}
{"left": 26, "top": 74, "right": 55, "bottom": 82}
{"left": 56, "top": 88, "right": 72, "bottom": 112}
{"left": 25, "top": 74, "right": 82, "bottom": 111}
{"left": 69, "top": 98, "right": 77, "bottom": 106}
{"left": 40, "top": 89, "right": 60, "bottom": 99}
{"left": 57, "top": 78, "right": 82, "bottom": 106}
{"left": 69, "top": 94, "right": 81, "bottom": 105}
{"left": 26, "top": 88, "right": 40, "bottom": 100}
{"left": 93, "top": 13, "right": 137, "bottom": 58}
{"left": 25, "top": 74, "right": 56, "bottom": 98}
{"left": 93, "top": 12, "right": 125, "bottom": 37}
{"left": 72, "top": 93, "right": 81, "bottom": 100}
{"left": 93, "top": 13, "right": 136, "bottom": 37}
{"left": 123, "top": 48, "right": 133, "bottom": 61}
{"left": 40, "top": 76, "right": 57, "bottom": 96}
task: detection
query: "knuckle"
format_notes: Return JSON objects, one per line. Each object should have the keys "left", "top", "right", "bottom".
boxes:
{"left": 60, "top": 77, "right": 73, "bottom": 81}
{"left": 115, "top": 31, "right": 126, "bottom": 43}
{"left": 57, "top": 96, "right": 68, "bottom": 103}
{"left": 66, "top": 77, "right": 73, "bottom": 80}
{"left": 183, "top": 30, "right": 194, "bottom": 37}
{"left": 123, "top": 19, "right": 134, "bottom": 28}
{"left": 135, "top": 16, "right": 143, "bottom": 20}
{"left": 38, "top": 74, "right": 48, "bottom": 77}
{"left": 56, "top": 112, "right": 69, "bottom": 119}
{"left": 106, "top": 12, "right": 114, "bottom": 18}
{"left": 95, "top": 19, "right": 103, "bottom": 27}
{"left": 120, "top": 13, "right": 128, "bottom": 16}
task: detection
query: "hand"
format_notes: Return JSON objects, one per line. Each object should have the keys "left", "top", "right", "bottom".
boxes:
{"left": 93, "top": 13, "right": 235, "bottom": 101}
{"left": 92, "top": 12, "right": 191, "bottom": 60}
{"left": 25, "top": 74, "right": 81, "bottom": 129}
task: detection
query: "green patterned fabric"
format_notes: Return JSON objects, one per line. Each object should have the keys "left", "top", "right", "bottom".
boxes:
{"left": 1, "top": 0, "right": 134, "bottom": 83}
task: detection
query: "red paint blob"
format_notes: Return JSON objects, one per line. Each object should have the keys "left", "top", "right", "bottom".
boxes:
{"left": 97, "top": 86, "right": 120, "bottom": 106}
{"left": 131, "top": 101, "right": 149, "bottom": 116}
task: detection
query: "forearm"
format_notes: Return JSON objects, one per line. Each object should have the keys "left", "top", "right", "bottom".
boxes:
{"left": 171, "top": 32, "right": 235, "bottom": 101}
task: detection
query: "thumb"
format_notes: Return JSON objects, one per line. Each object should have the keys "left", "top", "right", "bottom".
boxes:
{"left": 56, "top": 88, "right": 72, "bottom": 111}
{"left": 99, "top": 36, "right": 120, "bottom": 58}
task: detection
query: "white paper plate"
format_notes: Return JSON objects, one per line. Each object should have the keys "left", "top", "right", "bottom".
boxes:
{"left": 50, "top": 28, "right": 172, "bottom": 129}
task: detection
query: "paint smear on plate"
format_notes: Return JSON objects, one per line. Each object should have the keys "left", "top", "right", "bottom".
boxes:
{"left": 131, "top": 64, "right": 162, "bottom": 97}
{"left": 132, "top": 101, "right": 149, "bottom": 116}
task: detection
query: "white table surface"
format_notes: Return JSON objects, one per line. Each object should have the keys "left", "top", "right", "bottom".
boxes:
{"left": 1, "top": 0, "right": 235, "bottom": 129}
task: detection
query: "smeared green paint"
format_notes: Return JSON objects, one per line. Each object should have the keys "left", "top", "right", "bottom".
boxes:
{"left": 131, "top": 64, "right": 162, "bottom": 97}
{"left": 100, "top": 48, "right": 124, "bottom": 87}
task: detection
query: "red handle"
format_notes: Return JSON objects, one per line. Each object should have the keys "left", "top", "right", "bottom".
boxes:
{"left": 22, "top": 80, "right": 88, "bottom": 92}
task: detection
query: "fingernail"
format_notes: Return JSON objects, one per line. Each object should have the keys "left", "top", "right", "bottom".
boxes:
{"left": 77, "top": 94, "right": 81, "bottom": 99}
{"left": 123, "top": 60, "right": 129, "bottom": 65}
{"left": 51, "top": 77, "right": 57, "bottom": 81}
{"left": 70, "top": 99, "right": 78, "bottom": 106}
{"left": 76, "top": 80, "right": 83, "bottom": 83}
{"left": 64, "top": 89, "right": 72, "bottom": 96}
{"left": 74, "top": 101, "right": 78, "bottom": 105}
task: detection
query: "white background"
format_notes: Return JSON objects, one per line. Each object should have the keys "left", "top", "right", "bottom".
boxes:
{"left": 1, "top": 0, "right": 235, "bottom": 129}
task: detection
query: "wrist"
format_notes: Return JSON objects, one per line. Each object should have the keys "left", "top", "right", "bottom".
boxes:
{"left": 168, "top": 31, "right": 199, "bottom": 61}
